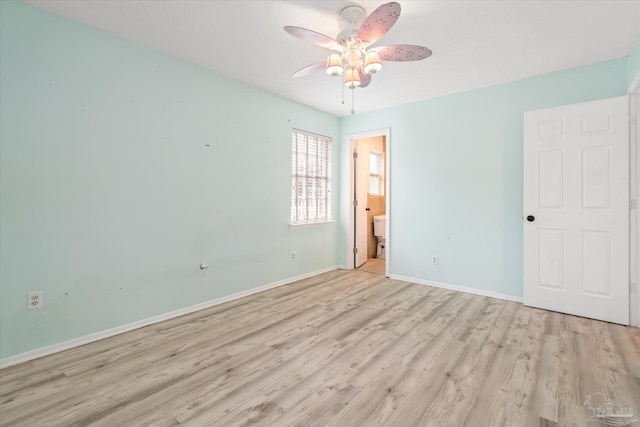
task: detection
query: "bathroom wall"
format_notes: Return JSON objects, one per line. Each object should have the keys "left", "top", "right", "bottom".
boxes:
{"left": 0, "top": 1, "right": 339, "bottom": 360}
{"left": 339, "top": 58, "right": 628, "bottom": 298}
{"left": 357, "top": 136, "right": 386, "bottom": 258}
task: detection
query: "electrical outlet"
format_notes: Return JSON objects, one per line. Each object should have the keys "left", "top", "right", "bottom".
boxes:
{"left": 291, "top": 251, "right": 297, "bottom": 262}
{"left": 432, "top": 256, "right": 439, "bottom": 265}
{"left": 28, "top": 291, "right": 42, "bottom": 310}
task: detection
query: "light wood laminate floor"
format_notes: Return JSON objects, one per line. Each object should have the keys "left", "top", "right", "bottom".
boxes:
{"left": 1, "top": 270, "right": 639, "bottom": 426}
{"left": 357, "top": 258, "right": 385, "bottom": 275}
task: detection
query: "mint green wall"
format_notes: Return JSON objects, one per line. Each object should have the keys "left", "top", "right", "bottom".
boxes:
{"left": 628, "top": 36, "right": 640, "bottom": 88}
{"left": 0, "top": 1, "right": 339, "bottom": 359}
{"left": 339, "top": 59, "right": 628, "bottom": 298}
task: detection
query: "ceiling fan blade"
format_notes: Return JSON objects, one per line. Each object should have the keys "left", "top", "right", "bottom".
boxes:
{"left": 357, "top": 2, "right": 401, "bottom": 45}
{"left": 373, "top": 45, "right": 433, "bottom": 62}
{"left": 355, "top": 64, "right": 372, "bottom": 88}
{"left": 359, "top": 72, "right": 372, "bottom": 88}
{"left": 284, "top": 26, "right": 342, "bottom": 50}
{"left": 292, "top": 61, "right": 326, "bottom": 78}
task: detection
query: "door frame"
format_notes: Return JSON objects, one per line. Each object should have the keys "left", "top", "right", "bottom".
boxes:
{"left": 346, "top": 128, "right": 391, "bottom": 276}
{"left": 629, "top": 74, "right": 640, "bottom": 327}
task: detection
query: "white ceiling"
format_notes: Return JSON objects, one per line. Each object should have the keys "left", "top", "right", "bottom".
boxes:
{"left": 26, "top": 0, "right": 640, "bottom": 117}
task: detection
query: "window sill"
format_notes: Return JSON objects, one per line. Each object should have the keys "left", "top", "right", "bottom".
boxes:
{"left": 289, "top": 220, "right": 335, "bottom": 229}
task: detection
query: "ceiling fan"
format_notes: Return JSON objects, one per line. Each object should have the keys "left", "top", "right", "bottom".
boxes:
{"left": 284, "top": 2, "right": 432, "bottom": 114}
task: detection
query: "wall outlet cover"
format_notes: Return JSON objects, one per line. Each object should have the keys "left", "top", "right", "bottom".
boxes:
{"left": 28, "top": 291, "right": 43, "bottom": 310}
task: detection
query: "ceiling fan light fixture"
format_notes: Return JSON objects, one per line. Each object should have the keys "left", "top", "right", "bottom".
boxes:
{"left": 343, "top": 47, "right": 362, "bottom": 68}
{"left": 325, "top": 53, "right": 344, "bottom": 76}
{"left": 285, "top": 2, "right": 432, "bottom": 113}
{"left": 344, "top": 68, "right": 361, "bottom": 89}
{"left": 363, "top": 51, "right": 383, "bottom": 74}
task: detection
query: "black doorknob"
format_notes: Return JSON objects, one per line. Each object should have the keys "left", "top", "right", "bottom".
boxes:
{"left": 526, "top": 215, "right": 535, "bottom": 222}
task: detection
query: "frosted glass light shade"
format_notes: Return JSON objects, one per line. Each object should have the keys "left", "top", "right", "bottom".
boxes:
{"left": 363, "top": 51, "right": 383, "bottom": 74}
{"left": 325, "top": 53, "right": 344, "bottom": 76}
{"left": 344, "top": 68, "right": 361, "bottom": 88}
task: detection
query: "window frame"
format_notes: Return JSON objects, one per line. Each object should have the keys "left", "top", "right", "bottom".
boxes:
{"left": 369, "top": 150, "right": 383, "bottom": 196}
{"left": 290, "top": 129, "right": 333, "bottom": 226}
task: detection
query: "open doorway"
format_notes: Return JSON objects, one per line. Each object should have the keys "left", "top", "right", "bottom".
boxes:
{"left": 348, "top": 129, "right": 390, "bottom": 276}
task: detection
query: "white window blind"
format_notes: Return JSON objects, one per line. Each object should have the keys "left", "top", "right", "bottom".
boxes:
{"left": 291, "top": 129, "right": 332, "bottom": 224}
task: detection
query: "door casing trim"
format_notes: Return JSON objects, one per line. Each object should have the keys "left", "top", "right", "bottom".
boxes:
{"left": 346, "top": 128, "right": 391, "bottom": 275}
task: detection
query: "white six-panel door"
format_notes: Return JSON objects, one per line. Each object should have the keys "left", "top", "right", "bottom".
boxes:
{"left": 523, "top": 96, "right": 629, "bottom": 324}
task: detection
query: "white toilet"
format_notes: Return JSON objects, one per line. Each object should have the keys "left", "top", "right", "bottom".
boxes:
{"left": 373, "top": 215, "right": 386, "bottom": 259}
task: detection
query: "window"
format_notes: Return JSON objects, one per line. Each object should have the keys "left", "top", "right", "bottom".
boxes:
{"left": 369, "top": 151, "right": 382, "bottom": 195}
{"left": 291, "top": 129, "right": 332, "bottom": 224}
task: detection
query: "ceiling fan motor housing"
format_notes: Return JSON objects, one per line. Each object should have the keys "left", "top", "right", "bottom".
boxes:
{"left": 340, "top": 5, "right": 365, "bottom": 26}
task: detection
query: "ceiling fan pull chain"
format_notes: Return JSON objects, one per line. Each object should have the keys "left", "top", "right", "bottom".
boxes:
{"left": 351, "top": 88, "right": 355, "bottom": 115}
{"left": 341, "top": 83, "right": 345, "bottom": 105}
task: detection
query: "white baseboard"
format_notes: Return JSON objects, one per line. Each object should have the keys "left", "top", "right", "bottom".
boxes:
{"left": 0, "top": 265, "right": 338, "bottom": 369}
{"left": 390, "top": 274, "right": 524, "bottom": 303}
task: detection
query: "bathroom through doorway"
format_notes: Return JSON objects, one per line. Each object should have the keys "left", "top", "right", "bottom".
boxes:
{"left": 350, "top": 130, "right": 389, "bottom": 276}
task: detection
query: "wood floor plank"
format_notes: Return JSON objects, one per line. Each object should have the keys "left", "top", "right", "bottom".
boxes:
{"left": 384, "top": 338, "right": 471, "bottom": 426}
{"left": 1, "top": 270, "right": 639, "bottom": 426}
{"left": 605, "top": 322, "right": 640, "bottom": 378}
{"left": 400, "top": 294, "right": 488, "bottom": 372}
{"left": 91, "top": 343, "right": 283, "bottom": 427}
{"left": 326, "top": 361, "right": 423, "bottom": 427}
{"left": 423, "top": 339, "right": 502, "bottom": 426}
{"left": 461, "top": 343, "right": 521, "bottom": 426}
